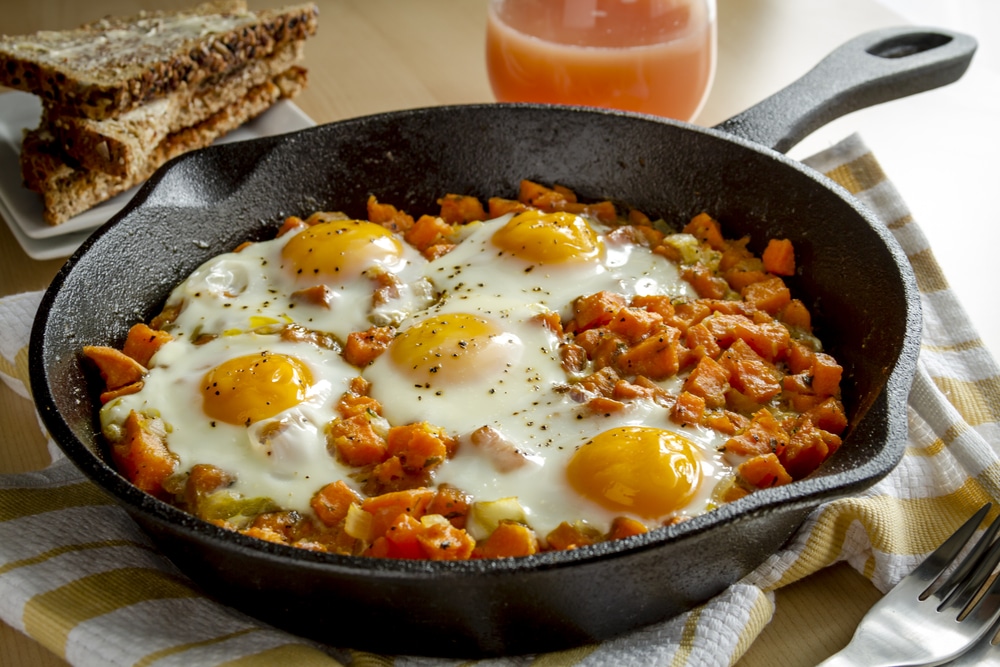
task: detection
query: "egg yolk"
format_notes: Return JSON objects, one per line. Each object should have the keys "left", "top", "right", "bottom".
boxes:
{"left": 567, "top": 426, "right": 702, "bottom": 519}
{"left": 281, "top": 219, "right": 404, "bottom": 281}
{"left": 201, "top": 352, "right": 313, "bottom": 426}
{"left": 491, "top": 210, "right": 602, "bottom": 264}
{"left": 389, "top": 312, "right": 521, "bottom": 384}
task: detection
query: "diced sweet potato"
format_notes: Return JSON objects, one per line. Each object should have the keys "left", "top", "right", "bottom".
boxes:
{"left": 437, "top": 194, "right": 487, "bottom": 224}
{"left": 780, "top": 418, "right": 842, "bottom": 479}
{"left": 386, "top": 422, "right": 455, "bottom": 472}
{"left": 762, "top": 238, "right": 796, "bottom": 276}
{"left": 122, "top": 323, "right": 172, "bottom": 367}
{"left": 405, "top": 214, "right": 455, "bottom": 253}
{"left": 487, "top": 197, "right": 527, "bottom": 217}
{"left": 426, "top": 485, "right": 472, "bottom": 528}
{"left": 719, "top": 338, "right": 782, "bottom": 403}
{"left": 311, "top": 480, "right": 362, "bottom": 528}
{"left": 607, "top": 516, "right": 649, "bottom": 541}
{"left": 83, "top": 345, "right": 147, "bottom": 390}
{"left": 738, "top": 453, "right": 793, "bottom": 488}
{"left": 724, "top": 408, "right": 789, "bottom": 458}
{"left": 742, "top": 276, "right": 791, "bottom": 315}
{"left": 343, "top": 326, "right": 396, "bottom": 367}
{"left": 683, "top": 355, "right": 730, "bottom": 408}
{"left": 605, "top": 307, "right": 664, "bottom": 343}
{"left": 572, "top": 291, "right": 628, "bottom": 330}
{"left": 545, "top": 521, "right": 600, "bottom": 551}
{"left": 113, "top": 411, "right": 177, "bottom": 499}
{"left": 473, "top": 521, "right": 539, "bottom": 558}
{"left": 416, "top": 515, "right": 476, "bottom": 560}
{"left": 810, "top": 352, "right": 843, "bottom": 397}
{"left": 682, "top": 264, "right": 729, "bottom": 299}
{"left": 614, "top": 326, "right": 683, "bottom": 379}
{"left": 362, "top": 487, "right": 437, "bottom": 539}
{"left": 327, "top": 413, "right": 388, "bottom": 466}
{"left": 671, "top": 390, "right": 706, "bottom": 426}
{"left": 683, "top": 212, "right": 726, "bottom": 251}
{"left": 367, "top": 195, "right": 414, "bottom": 232}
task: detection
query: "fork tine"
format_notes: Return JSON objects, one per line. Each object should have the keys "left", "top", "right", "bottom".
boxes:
{"left": 963, "top": 559, "right": 1000, "bottom": 628}
{"left": 910, "top": 503, "right": 991, "bottom": 588}
{"left": 941, "top": 513, "right": 1000, "bottom": 613}
{"left": 936, "top": 504, "right": 1000, "bottom": 605}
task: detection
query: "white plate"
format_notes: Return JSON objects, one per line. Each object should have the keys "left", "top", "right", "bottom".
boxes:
{"left": 0, "top": 91, "right": 316, "bottom": 260}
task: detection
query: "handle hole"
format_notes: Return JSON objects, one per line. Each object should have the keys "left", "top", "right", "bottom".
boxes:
{"left": 867, "top": 33, "right": 952, "bottom": 59}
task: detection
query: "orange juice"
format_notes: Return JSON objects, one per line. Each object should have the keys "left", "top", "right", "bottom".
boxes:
{"left": 486, "top": 0, "right": 716, "bottom": 121}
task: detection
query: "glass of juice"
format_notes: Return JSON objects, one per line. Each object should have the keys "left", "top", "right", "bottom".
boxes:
{"left": 486, "top": 0, "right": 717, "bottom": 122}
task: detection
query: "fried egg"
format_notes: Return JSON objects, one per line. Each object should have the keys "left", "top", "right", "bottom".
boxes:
{"left": 101, "top": 332, "right": 359, "bottom": 512}
{"left": 426, "top": 210, "right": 696, "bottom": 320}
{"left": 158, "top": 217, "right": 434, "bottom": 343}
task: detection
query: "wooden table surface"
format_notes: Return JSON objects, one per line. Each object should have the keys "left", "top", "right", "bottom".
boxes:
{"left": 3, "top": 0, "right": 996, "bottom": 664}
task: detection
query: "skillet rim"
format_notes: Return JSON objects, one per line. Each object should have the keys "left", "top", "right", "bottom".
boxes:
{"left": 28, "top": 101, "right": 920, "bottom": 576}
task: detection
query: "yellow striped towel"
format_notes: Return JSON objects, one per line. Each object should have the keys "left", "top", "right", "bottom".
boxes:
{"left": 2, "top": 133, "right": 999, "bottom": 667}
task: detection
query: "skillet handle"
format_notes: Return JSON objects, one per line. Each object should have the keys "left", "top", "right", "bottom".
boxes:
{"left": 713, "top": 26, "right": 977, "bottom": 154}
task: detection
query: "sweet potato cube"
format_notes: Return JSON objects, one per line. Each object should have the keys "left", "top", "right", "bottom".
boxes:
{"left": 762, "top": 238, "right": 796, "bottom": 276}
{"left": 615, "top": 326, "right": 683, "bottom": 379}
{"left": 122, "top": 323, "right": 173, "bottom": 367}
{"left": 671, "top": 390, "right": 706, "bottom": 426}
{"left": 312, "top": 480, "right": 362, "bottom": 528}
{"left": 719, "top": 338, "right": 782, "bottom": 403}
{"left": 386, "top": 422, "right": 455, "bottom": 472}
{"left": 473, "top": 521, "right": 539, "bottom": 558}
{"left": 738, "top": 453, "right": 793, "bottom": 488}
{"left": 683, "top": 212, "right": 726, "bottom": 250}
{"left": 343, "top": 326, "right": 396, "bottom": 367}
{"left": 780, "top": 419, "right": 842, "bottom": 479}
{"left": 83, "top": 345, "right": 147, "bottom": 390}
{"left": 606, "top": 307, "right": 663, "bottom": 343}
{"left": 426, "top": 485, "right": 472, "bottom": 528}
{"left": 724, "top": 408, "right": 789, "bottom": 458}
{"left": 546, "top": 521, "right": 600, "bottom": 551}
{"left": 113, "top": 411, "right": 177, "bottom": 498}
{"left": 810, "top": 352, "right": 843, "bottom": 397}
{"left": 683, "top": 355, "right": 730, "bottom": 408}
{"left": 607, "top": 516, "right": 649, "bottom": 541}
{"left": 572, "top": 291, "right": 628, "bottom": 330}
{"left": 405, "top": 214, "right": 454, "bottom": 252}
{"left": 742, "top": 276, "right": 792, "bottom": 315}
{"left": 367, "top": 195, "right": 414, "bottom": 232}
{"left": 416, "top": 516, "right": 476, "bottom": 560}
{"left": 779, "top": 298, "right": 812, "bottom": 332}
{"left": 328, "top": 413, "right": 388, "bottom": 467}
{"left": 362, "top": 488, "right": 437, "bottom": 539}
{"left": 805, "top": 397, "right": 849, "bottom": 435}
{"left": 437, "top": 194, "right": 487, "bottom": 224}
{"left": 487, "top": 197, "right": 527, "bottom": 217}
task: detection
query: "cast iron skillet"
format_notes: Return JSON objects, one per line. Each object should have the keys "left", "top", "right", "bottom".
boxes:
{"left": 31, "top": 27, "right": 972, "bottom": 657}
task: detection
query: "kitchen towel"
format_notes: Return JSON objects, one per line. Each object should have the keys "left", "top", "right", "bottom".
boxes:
{"left": 2, "top": 133, "right": 998, "bottom": 666}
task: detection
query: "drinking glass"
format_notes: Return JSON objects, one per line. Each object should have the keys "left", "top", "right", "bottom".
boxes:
{"left": 486, "top": 0, "right": 717, "bottom": 122}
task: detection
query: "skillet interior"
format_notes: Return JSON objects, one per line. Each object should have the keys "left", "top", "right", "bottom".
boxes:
{"left": 30, "top": 104, "right": 920, "bottom": 656}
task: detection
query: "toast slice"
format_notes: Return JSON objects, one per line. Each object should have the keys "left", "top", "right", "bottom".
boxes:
{"left": 0, "top": 0, "right": 318, "bottom": 121}
{"left": 21, "top": 66, "right": 308, "bottom": 226}
{"left": 44, "top": 39, "right": 305, "bottom": 178}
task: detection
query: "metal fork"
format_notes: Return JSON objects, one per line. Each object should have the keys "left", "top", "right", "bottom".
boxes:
{"left": 945, "top": 615, "right": 1000, "bottom": 665}
{"left": 817, "top": 503, "right": 1000, "bottom": 667}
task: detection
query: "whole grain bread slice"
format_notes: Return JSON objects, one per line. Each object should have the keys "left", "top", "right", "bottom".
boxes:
{"left": 44, "top": 39, "right": 305, "bottom": 178}
{"left": 0, "top": 0, "right": 318, "bottom": 121}
{"left": 21, "top": 66, "right": 307, "bottom": 225}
